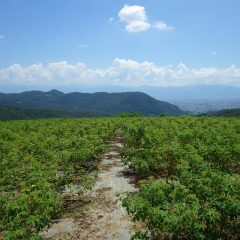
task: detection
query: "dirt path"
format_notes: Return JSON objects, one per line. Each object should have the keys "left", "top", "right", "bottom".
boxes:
{"left": 40, "top": 137, "right": 139, "bottom": 240}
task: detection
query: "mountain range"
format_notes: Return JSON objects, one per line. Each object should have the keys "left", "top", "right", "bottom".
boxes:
{"left": 2, "top": 85, "right": 240, "bottom": 100}
{"left": 0, "top": 90, "right": 184, "bottom": 120}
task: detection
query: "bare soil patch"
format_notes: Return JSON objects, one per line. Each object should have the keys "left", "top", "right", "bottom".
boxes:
{"left": 40, "top": 137, "right": 141, "bottom": 240}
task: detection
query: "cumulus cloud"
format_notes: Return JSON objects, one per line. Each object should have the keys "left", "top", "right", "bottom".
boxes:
{"left": 1, "top": 59, "right": 240, "bottom": 87}
{"left": 125, "top": 21, "right": 150, "bottom": 32}
{"left": 118, "top": 5, "right": 174, "bottom": 32}
{"left": 118, "top": 5, "right": 150, "bottom": 32}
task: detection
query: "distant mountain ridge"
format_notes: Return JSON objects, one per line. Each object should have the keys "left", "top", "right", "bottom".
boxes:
{"left": 200, "top": 108, "right": 240, "bottom": 117}
{"left": 2, "top": 85, "right": 239, "bottom": 101}
{"left": 0, "top": 90, "right": 184, "bottom": 117}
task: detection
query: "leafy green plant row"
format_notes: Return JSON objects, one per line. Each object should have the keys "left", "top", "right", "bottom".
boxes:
{"left": 0, "top": 118, "right": 119, "bottom": 239}
{"left": 122, "top": 117, "right": 240, "bottom": 239}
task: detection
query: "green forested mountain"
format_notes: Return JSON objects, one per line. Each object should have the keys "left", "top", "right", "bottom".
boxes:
{"left": 0, "top": 90, "right": 184, "bottom": 117}
{"left": 212, "top": 108, "right": 240, "bottom": 116}
{"left": 0, "top": 104, "right": 102, "bottom": 120}
{"left": 200, "top": 108, "right": 240, "bottom": 117}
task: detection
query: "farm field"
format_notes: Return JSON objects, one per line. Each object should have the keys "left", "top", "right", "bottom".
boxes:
{"left": 0, "top": 118, "right": 119, "bottom": 239}
{"left": 0, "top": 117, "right": 240, "bottom": 239}
{"left": 122, "top": 117, "right": 240, "bottom": 239}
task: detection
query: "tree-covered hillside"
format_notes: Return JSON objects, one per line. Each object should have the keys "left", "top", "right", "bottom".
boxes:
{"left": 0, "top": 90, "right": 184, "bottom": 116}
{"left": 200, "top": 108, "right": 240, "bottom": 117}
{"left": 0, "top": 105, "right": 103, "bottom": 120}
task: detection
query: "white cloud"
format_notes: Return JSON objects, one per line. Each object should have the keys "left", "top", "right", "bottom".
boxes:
{"left": 154, "top": 21, "right": 175, "bottom": 31}
{"left": 1, "top": 59, "right": 240, "bottom": 87}
{"left": 118, "top": 5, "right": 174, "bottom": 32}
{"left": 118, "top": 5, "right": 150, "bottom": 32}
{"left": 118, "top": 5, "right": 147, "bottom": 23}
{"left": 125, "top": 21, "right": 150, "bottom": 32}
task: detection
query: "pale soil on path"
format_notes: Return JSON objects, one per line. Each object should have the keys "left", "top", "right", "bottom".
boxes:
{"left": 40, "top": 137, "right": 141, "bottom": 240}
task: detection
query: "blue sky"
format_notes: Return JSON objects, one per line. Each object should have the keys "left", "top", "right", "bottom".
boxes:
{"left": 0, "top": 0, "right": 240, "bottom": 92}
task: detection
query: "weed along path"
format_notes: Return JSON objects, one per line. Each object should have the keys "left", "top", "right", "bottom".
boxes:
{"left": 40, "top": 136, "right": 139, "bottom": 240}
